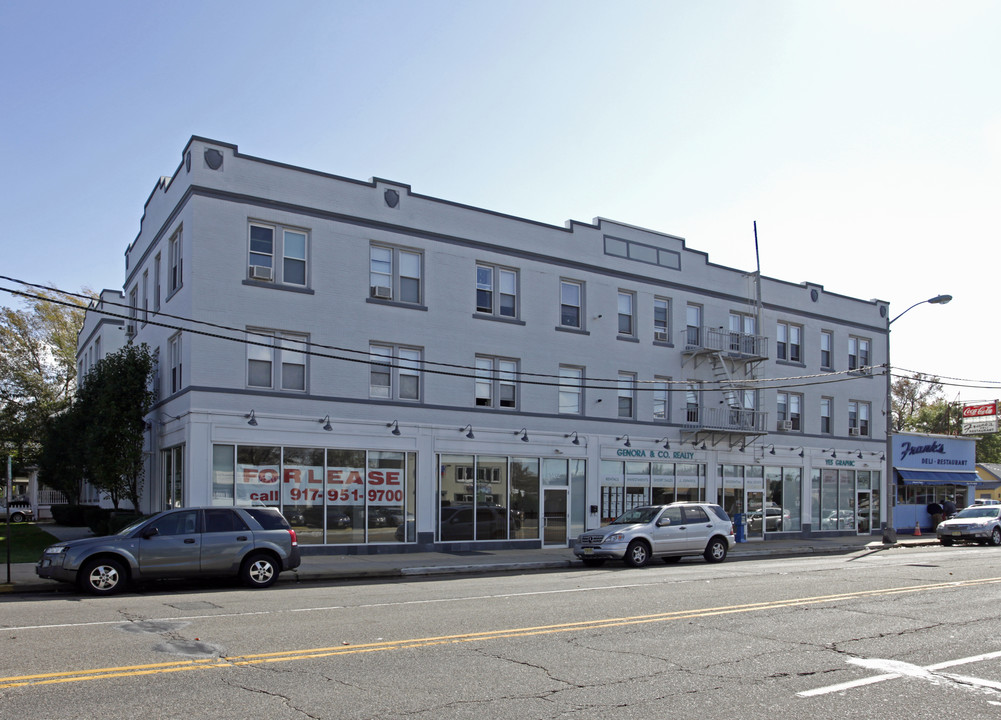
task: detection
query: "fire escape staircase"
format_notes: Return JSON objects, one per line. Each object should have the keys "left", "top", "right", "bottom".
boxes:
{"left": 681, "top": 327, "right": 769, "bottom": 449}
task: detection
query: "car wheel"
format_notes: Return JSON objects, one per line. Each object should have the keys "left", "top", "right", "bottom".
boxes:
{"left": 663, "top": 555, "right": 682, "bottom": 564}
{"left": 939, "top": 537, "right": 954, "bottom": 546}
{"left": 78, "top": 557, "right": 127, "bottom": 595}
{"left": 581, "top": 558, "right": 606, "bottom": 567}
{"left": 9, "top": 511, "right": 25, "bottom": 523}
{"left": 241, "top": 553, "right": 279, "bottom": 588}
{"left": 704, "top": 537, "right": 728, "bottom": 563}
{"left": 623, "top": 540, "right": 650, "bottom": 568}
{"left": 990, "top": 528, "right": 1001, "bottom": 547}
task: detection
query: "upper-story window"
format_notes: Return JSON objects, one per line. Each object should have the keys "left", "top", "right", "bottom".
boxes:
{"left": 777, "top": 322, "right": 802, "bottom": 363}
{"left": 777, "top": 392, "right": 802, "bottom": 431}
{"left": 128, "top": 286, "right": 138, "bottom": 335}
{"left": 476, "top": 265, "right": 518, "bottom": 318}
{"left": 617, "top": 372, "right": 636, "bottom": 418}
{"left": 820, "top": 331, "right": 833, "bottom": 369}
{"left": 168, "top": 333, "right": 182, "bottom": 395}
{"left": 729, "top": 312, "right": 757, "bottom": 354}
{"left": 560, "top": 280, "right": 583, "bottom": 329}
{"left": 820, "top": 396, "right": 833, "bottom": 434}
{"left": 559, "top": 365, "right": 583, "bottom": 414}
{"left": 618, "top": 291, "right": 636, "bottom": 336}
{"left": 168, "top": 227, "right": 182, "bottom": 295}
{"left": 685, "top": 381, "right": 701, "bottom": 423}
{"left": 848, "top": 337, "right": 871, "bottom": 372}
{"left": 654, "top": 297, "right": 671, "bottom": 342}
{"left": 653, "top": 377, "right": 670, "bottom": 420}
{"left": 247, "top": 330, "right": 308, "bottom": 391}
{"left": 475, "top": 356, "right": 518, "bottom": 408}
{"left": 849, "top": 400, "right": 871, "bottom": 436}
{"left": 686, "top": 304, "right": 702, "bottom": 346}
{"left": 153, "top": 253, "right": 162, "bottom": 311}
{"left": 370, "top": 244, "right": 422, "bottom": 304}
{"left": 370, "top": 344, "right": 422, "bottom": 401}
{"left": 249, "top": 223, "right": 308, "bottom": 287}
{"left": 141, "top": 271, "right": 149, "bottom": 325}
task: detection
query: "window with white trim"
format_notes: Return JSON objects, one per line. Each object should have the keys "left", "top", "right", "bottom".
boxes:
{"left": 654, "top": 297, "right": 671, "bottom": 342}
{"left": 618, "top": 291, "right": 636, "bottom": 336}
{"left": 559, "top": 365, "right": 583, "bottom": 414}
{"left": 777, "top": 392, "right": 802, "bottom": 431}
{"left": 248, "top": 223, "right": 308, "bottom": 287}
{"left": 247, "top": 330, "right": 309, "bottom": 391}
{"left": 168, "top": 333, "right": 182, "bottom": 395}
{"left": 370, "top": 344, "right": 422, "bottom": 400}
{"left": 168, "top": 228, "right": 182, "bottom": 294}
{"left": 685, "top": 381, "right": 701, "bottom": 423}
{"left": 777, "top": 322, "right": 802, "bottom": 363}
{"left": 820, "top": 396, "right": 832, "bottom": 434}
{"left": 848, "top": 336, "right": 871, "bottom": 372}
{"left": 618, "top": 372, "right": 636, "bottom": 418}
{"left": 686, "top": 304, "right": 702, "bottom": 346}
{"left": 560, "top": 280, "right": 583, "bottom": 329}
{"left": 476, "top": 264, "right": 518, "bottom": 318}
{"left": 819, "top": 331, "right": 832, "bottom": 369}
{"left": 653, "top": 377, "right": 670, "bottom": 420}
{"left": 475, "top": 356, "right": 518, "bottom": 408}
{"left": 141, "top": 270, "right": 149, "bottom": 325}
{"left": 128, "top": 286, "right": 138, "bottom": 335}
{"left": 370, "top": 244, "right": 422, "bottom": 304}
{"left": 848, "top": 400, "right": 870, "bottom": 436}
{"left": 154, "top": 253, "right": 161, "bottom": 311}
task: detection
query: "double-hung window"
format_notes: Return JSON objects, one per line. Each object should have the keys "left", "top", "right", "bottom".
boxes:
{"left": 730, "top": 312, "right": 757, "bottom": 354}
{"left": 370, "top": 244, "right": 422, "bottom": 304}
{"left": 848, "top": 401, "right": 870, "bottom": 436}
{"left": 248, "top": 223, "right": 308, "bottom": 287}
{"left": 168, "top": 228, "right": 182, "bottom": 294}
{"left": 476, "top": 264, "right": 518, "bottom": 318}
{"left": 654, "top": 298, "right": 671, "bottom": 342}
{"left": 141, "top": 271, "right": 149, "bottom": 325}
{"left": 820, "top": 397, "right": 832, "bottom": 434}
{"left": 820, "top": 331, "right": 833, "bottom": 369}
{"left": 777, "top": 322, "right": 802, "bottom": 363}
{"left": 618, "top": 291, "right": 636, "bottom": 336}
{"left": 247, "top": 330, "right": 308, "bottom": 391}
{"left": 618, "top": 372, "right": 636, "bottom": 418}
{"left": 128, "top": 287, "right": 138, "bottom": 335}
{"left": 168, "top": 333, "right": 182, "bottom": 395}
{"left": 475, "top": 356, "right": 518, "bottom": 408}
{"left": 685, "top": 382, "right": 701, "bottom": 423}
{"left": 370, "top": 344, "right": 422, "bottom": 401}
{"left": 153, "top": 254, "right": 161, "bottom": 311}
{"left": 777, "top": 392, "right": 802, "bottom": 431}
{"left": 560, "top": 280, "right": 583, "bottom": 329}
{"left": 848, "top": 337, "right": 871, "bottom": 372}
{"left": 559, "top": 365, "right": 583, "bottom": 414}
{"left": 686, "top": 304, "right": 702, "bottom": 347}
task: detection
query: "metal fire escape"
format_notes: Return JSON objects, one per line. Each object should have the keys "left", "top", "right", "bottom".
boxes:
{"left": 681, "top": 326, "right": 769, "bottom": 449}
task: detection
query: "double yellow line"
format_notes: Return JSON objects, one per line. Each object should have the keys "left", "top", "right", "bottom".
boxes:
{"left": 5, "top": 576, "right": 1000, "bottom": 689}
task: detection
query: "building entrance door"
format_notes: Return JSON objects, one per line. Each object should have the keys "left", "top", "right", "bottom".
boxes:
{"left": 542, "top": 488, "right": 568, "bottom": 546}
{"left": 746, "top": 490, "right": 764, "bottom": 541}
{"left": 856, "top": 491, "right": 872, "bottom": 534}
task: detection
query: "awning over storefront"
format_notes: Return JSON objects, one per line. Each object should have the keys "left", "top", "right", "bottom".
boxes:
{"left": 898, "top": 469, "right": 979, "bottom": 485}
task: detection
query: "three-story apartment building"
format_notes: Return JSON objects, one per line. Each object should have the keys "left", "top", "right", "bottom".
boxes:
{"left": 79, "top": 136, "right": 890, "bottom": 553}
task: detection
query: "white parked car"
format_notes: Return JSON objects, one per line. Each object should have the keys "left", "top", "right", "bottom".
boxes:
{"left": 937, "top": 505, "right": 1001, "bottom": 546}
{"left": 573, "top": 502, "right": 735, "bottom": 567}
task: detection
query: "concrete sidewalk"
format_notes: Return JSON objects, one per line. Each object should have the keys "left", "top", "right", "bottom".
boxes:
{"left": 2, "top": 526, "right": 939, "bottom": 595}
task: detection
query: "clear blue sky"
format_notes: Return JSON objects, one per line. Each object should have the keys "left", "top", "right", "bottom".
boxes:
{"left": 2, "top": 1, "right": 998, "bottom": 402}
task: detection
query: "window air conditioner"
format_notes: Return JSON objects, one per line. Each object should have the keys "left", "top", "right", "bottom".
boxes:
{"left": 779, "top": 420, "right": 793, "bottom": 431}
{"left": 250, "top": 265, "right": 273, "bottom": 281}
{"left": 654, "top": 331, "right": 669, "bottom": 342}
{"left": 848, "top": 427, "right": 860, "bottom": 436}
{"left": 371, "top": 286, "right": 392, "bottom": 299}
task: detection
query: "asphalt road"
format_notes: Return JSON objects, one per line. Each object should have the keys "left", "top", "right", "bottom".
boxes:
{"left": 3, "top": 543, "right": 1001, "bottom": 719}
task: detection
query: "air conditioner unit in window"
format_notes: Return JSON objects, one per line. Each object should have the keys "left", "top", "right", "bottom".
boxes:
{"left": 125, "top": 324, "right": 135, "bottom": 339}
{"left": 848, "top": 427, "right": 860, "bottom": 436}
{"left": 249, "top": 265, "right": 273, "bottom": 281}
{"left": 370, "top": 286, "right": 392, "bottom": 299}
{"left": 779, "top": 420, "right": 793, "bottom": 431}
{"left": 654, "top": 331, "right": 669, "bottom": 342}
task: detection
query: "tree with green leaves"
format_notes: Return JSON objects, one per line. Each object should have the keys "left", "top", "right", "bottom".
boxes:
{"left": 891, "top": 372, "right": 944, "bottom": 432}
{"left": 0, "top": 290, "right": 88, "bottom": 471}
{"left": 76, "top": 343, "right": 155, "bottom": 510}
{"left": 36, "top": 403, "right": 88, "bottom": 505}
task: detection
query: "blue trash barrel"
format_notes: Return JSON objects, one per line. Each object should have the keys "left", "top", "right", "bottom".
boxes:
{"left": 733, "top": 513, "right": 746, "bottom": 543}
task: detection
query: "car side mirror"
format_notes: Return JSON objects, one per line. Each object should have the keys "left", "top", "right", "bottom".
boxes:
{"left": 141, "top": 527, "right": 160, "bottom": 539}
{"left": 657, "top": 518, "right": 670, "bottom": 527}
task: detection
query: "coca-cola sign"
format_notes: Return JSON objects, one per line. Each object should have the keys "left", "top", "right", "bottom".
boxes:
{"left": 963, "top": 402, "right": 997, "bottom": 418}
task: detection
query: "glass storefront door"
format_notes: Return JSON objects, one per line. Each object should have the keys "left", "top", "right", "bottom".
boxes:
{"left": 745, "top": 490, "right": 764, "bottom": 540}
{"left": 856, "top": 491, "right": 871, "bottom": 534}
{"left": 543, "top": 488, "right": 568, "bottom": 546}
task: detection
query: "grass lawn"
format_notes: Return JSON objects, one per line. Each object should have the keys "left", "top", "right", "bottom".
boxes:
{"left": 0, "top": 523, "right": 58, "bottom": 563}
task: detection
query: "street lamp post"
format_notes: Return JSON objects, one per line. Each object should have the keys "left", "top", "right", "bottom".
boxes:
{"left": 883, "top": 294, "right": 953, "bottom": 544}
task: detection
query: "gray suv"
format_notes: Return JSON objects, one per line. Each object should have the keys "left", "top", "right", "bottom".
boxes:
{"left": 574, "top": 503, "right": 735, "bottom": 567}
{"left": 36, "top": 506, "right": 301, "bottom": 595}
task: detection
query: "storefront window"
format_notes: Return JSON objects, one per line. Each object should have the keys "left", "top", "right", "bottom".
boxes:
{"left": 811, "top": 469, "right": 821, "bottom": 529}
{"left": 719, "top": 465, "right": 745, "bottom": 516}
{"left": 512, "top": 458, "right": 540, "bottom": 540}
{"left": 570, "top": 459, "right": 586, "bottom": 538}
{"left": 651, "top": 463, "right": 674, "bottom": 504}
{"left": 327, "top": 449, "right": 366, "bottom": 544}
{"left": 162, "top": 445, "right": 185, "bottom": 509}
{"left": 821, "top": 469, "right": 839, "bottom": 529}
{"left": 236, "top": 445, "right": 281, "bottom": 507}
{"left": 783, "top": 468, "right": 802, "bottom": 531}
{"left": 677, "top": 464, "right": 703, "bottom": 502}
{"left": 368, "top": 451, "right": 407, "bottom": 543}
{"left": 541, "top": 459, "right": 569, "bottom": 486}
{"left": 839, "top": 470, "right": 855, "bottom": 530}
{"left": 600, "top": 461, "right": 624, "bottom": 522}
{"left": 212, "top": 445, "right": 234, "bottom": 504}
{"left": 478, "top": 456, "right": 509, "bottom": 540}
{"left": 625, "top": 462, "right": 650, "bottom": 509}
{"left": 283, "top": 447, "right": 325, "bottom": 545}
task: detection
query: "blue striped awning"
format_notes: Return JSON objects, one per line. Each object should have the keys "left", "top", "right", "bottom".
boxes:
{"left": 898, "top": 469, "right": 979, "bottom": 485}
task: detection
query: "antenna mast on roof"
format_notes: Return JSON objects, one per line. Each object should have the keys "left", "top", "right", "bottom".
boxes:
{"left": 753, "top": 221, "right": 763, "bottom": 329}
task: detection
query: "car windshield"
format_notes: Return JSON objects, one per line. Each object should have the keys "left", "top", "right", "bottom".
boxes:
{"left": 117, "top": 515, "right": 152, "bottom": 535}
{"left": 609, "top": 507, "right": 661, "bottom": 525}
{"left": 955, "top": 507, "right": 1001, "bottom": 519}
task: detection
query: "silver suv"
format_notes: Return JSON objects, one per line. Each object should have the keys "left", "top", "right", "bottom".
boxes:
{"left": 36, "top": 506, "right": 301, "bottom": 595}
{"left": 574, "top": 502, "right": 735, "bottom": 567}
